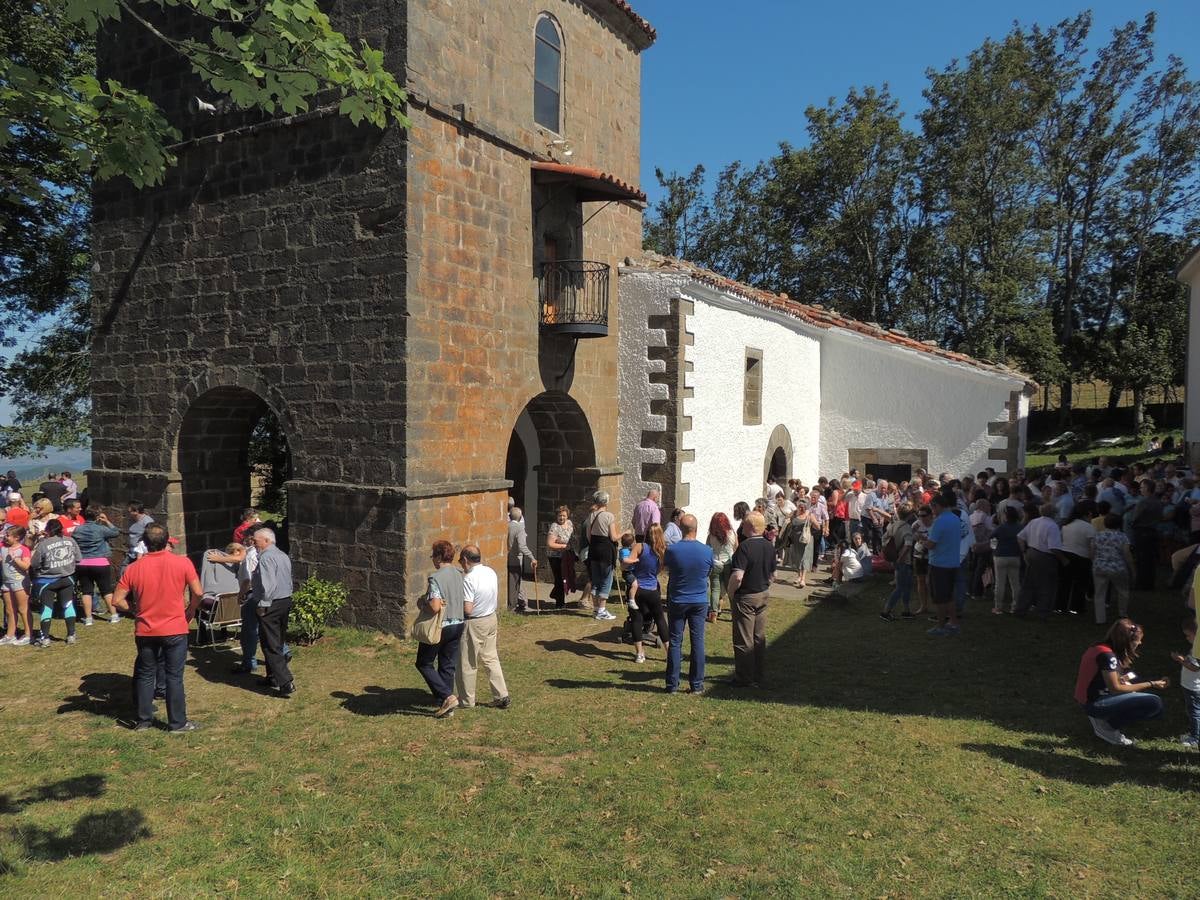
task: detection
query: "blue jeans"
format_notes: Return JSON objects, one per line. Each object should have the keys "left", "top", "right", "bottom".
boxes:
{"left": 665, "top": 602, "right": 707, "bottom": 692}
{"left": 415, "top": 621, "right": 464, "bottom": 703}
{"left": 135, "top": 634, "right": 189, "bottom": 730}
{"left": 1186, "top": 689, "right": 1200, "bottom": 741}
{"left": 241, "top": 597, "right": 289, "bottom": 670}
{"left": 884, "top": 562, "right": 913, "bottom": 613}
{"left": 1085, "top": 691, "right": 1164, "bottom": 730}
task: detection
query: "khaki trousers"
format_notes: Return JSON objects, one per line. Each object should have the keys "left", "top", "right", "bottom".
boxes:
{"left": 455, "top": 614, "right": 508, "bottom": 707}
{"left": 732, "top": 590, "right": 769, "bottom": 686}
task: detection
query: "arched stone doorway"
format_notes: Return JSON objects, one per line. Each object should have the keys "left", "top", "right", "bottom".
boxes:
{"left": 762, "top": 423, "right": 793, "bottom": 489}
{"left": 175, "top": 386, "right": 293, "bottom": 562}
{"left": 505, "top": 391, "right": 598, "bottom": 563}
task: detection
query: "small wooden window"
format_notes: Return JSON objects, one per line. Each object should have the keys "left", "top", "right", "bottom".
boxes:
{"left": 744, "top": 349, "right": 763, "bottom": 425}
{"left": 534, "top": 16, "right": 562, "bottom": 132}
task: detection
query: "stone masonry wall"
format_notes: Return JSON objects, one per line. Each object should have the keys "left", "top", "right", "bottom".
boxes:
{"left": 400, "top": 0, "right": 642, "bottom": 600}
{"left": 90, "top": 0, "right": 411, "bottom": 629}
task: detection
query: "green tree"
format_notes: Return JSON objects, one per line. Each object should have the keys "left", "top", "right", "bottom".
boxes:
{"left": 0, "top": 0, "right": 407, "bottom": 455}
{"left": 642, "top": 165, "right": 707, "bottom": 258}
{"left": 917, "top": 29, "right": 1053, "bottom": 371}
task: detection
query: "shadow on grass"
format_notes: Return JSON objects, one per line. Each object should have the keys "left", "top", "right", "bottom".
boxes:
{"left": 10, "top": 809, "right": 150, "bottom": 865}
{"left": 0, "top": 777, "right": 147, "bottom": 874}
{"left": 546, "top": 667, "right": 666, "bottom": 695}
{"left": 186, "top": 645, "right": 276, "bottom": 695}
{"left": 331, "top": 686, "right": 437, "bottom": 717}
{"left": 699, "top": 570, "right": 1192, "bottom": 743}
{"left": 56, "top": 673, "right": 134, "bottom": 722}
{"left": 0, "top": 775, "right": 107, "bottom": 816}
{"left": 962, "top": 738, "right": 1200, "bottom": 792}
{"left": 536, "top": 637, "right": 635, "bottom": 661}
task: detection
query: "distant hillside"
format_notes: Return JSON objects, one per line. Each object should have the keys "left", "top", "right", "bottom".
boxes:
{"left": 3, "top": 447, "right": 92, "bottom": 487}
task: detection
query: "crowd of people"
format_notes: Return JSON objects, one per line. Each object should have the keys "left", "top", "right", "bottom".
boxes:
{"left": 5, "top": 454, "right": 1199, "bottom": 748}
{"left": 474, "top": 456, "right": 1200, "bottom": 747}
{"left": 0, "top": 469, "right": 298, "bottom": 732}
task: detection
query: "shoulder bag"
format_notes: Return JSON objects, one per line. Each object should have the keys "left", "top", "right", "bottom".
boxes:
{"left": 411, "top": 595, "right": 444, "bottom": 645}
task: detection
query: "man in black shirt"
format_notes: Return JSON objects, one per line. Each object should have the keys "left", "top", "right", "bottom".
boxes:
{"left": 727, "top": 511, "right": 776, "bottom": 687}
{"left": 38, "top": 474, "right": 67, "bottom": 513}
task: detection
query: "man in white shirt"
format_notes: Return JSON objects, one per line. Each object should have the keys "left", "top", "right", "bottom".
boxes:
{"left": 1015, "top": 504, "right": 1066, "bottom": 618}
{"left": 450, "top": 544, "right": 510, "bottom": 712}
{"left": 764, "top": 479, "right": 784, "bottom": 503}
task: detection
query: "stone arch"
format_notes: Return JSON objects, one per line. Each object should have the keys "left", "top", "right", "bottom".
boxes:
{"left": 167, "top": 367, "right": 304, "bottom": 473}
{"left": 506, "top": 391, "right": 598, "bottom": 562}
{"left": 762, "top": 423, "right": 793, "bottom": 489}
{"left": 174, "top": 383, "right": 294, "bottom": 562}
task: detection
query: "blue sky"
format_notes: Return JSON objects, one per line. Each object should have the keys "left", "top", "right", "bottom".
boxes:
{"left": 636, "top": 0, "right": 1200, "bottom": 203}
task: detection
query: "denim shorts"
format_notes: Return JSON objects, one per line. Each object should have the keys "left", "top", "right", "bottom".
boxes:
{"left": 588, "top": 561, "right": 615, "bottom": 599}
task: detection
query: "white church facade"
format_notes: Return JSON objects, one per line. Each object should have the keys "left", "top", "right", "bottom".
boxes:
{"left": 1177, "top": 244, "right": 1200, "bottom": 469}
{"left": 618, "top": 254, "right": 1036, "bottom": 520}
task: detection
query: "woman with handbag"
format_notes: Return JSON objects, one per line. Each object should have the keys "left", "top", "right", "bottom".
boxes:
{"left": 546, "top": 505, "right": 575, "bottom": 609}
{"left": 415, "top": 539, "right": 467, "bottom": 718}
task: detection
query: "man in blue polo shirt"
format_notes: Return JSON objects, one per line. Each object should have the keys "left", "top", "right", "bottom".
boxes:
{"left": 663, "top": 513, "right": 713, "bottom": 694}
{"left": 922, "top": 492, "right": 963, "bottom": 636}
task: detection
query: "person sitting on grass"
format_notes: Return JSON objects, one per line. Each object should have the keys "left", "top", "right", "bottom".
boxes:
{"left": 1074, "top": 618, "right": 1168, "bottom": 747}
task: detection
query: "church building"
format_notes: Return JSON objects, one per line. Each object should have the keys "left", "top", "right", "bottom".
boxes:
{"left": 618, "top": 254, "right": 1036, "bottom": 521}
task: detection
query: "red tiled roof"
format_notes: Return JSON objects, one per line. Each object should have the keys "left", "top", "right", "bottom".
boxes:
{"left": 531, "top": 161, "right": 647, "bottom": 204}
{"left": 629, "top": 253, "right": 1035, "bottom": 386}
{"left": 606, "top": 0, "right": 656, "bottom": 44}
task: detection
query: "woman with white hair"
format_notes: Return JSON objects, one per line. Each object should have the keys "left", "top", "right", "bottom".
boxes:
{"left": 582, "top": 490, "right": 619, "bottom": 621}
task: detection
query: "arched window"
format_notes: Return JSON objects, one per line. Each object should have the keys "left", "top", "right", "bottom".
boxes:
{"left": 534, "top": 15, "right": 562, "bottom": 132}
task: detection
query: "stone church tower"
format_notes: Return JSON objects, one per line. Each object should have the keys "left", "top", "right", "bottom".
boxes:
{"left": 88, "top": 0, "right": 654, "bottom": 629}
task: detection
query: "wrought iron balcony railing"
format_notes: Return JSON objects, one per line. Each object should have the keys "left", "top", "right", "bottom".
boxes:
{"left": 538, "top": 260, "right": 610, "bottom": 338}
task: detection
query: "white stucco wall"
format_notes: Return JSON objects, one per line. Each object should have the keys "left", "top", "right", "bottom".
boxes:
{"left": 817, "top": 328, "right": 1024, "bottom": 477}
{"left": 617, "top": 270, "right": 690, "bottom": 515}
{"left": 681, "top": 287, "right": 821, "bottom": 525}
{"left": 1183, "top": 264, "right": 1200, "bottom": 447}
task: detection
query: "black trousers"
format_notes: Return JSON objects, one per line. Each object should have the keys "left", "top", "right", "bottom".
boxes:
{"left": 1057, "top": 552, "right": 1093, "bottom": 614}
{"left": 415, "top": 621, "right": 464, "bottom": 702}
{"left": 256, "top": 598, "right": 294, "bottom": 687}
{"left": 135, "top": 634, "right": 188, "bottom": 730}
{"left": 1132, "top": 528, "right": 1158, "bottom": 590}
{"left": 630, "top": 585, "right": 668, "bottom": 644}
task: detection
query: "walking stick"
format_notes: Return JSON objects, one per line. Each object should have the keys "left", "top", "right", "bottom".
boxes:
{"left": 534, "top": 566, "right": 541, "bottom": 615}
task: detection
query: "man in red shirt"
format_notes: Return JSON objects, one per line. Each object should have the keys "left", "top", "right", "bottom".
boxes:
{"left": 112, "top": 523, "right": 203, "bottom": 733}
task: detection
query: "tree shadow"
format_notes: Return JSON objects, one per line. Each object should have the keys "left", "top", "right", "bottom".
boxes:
{"left": 56, "top": 673, "right": 134, "bottom": 722}
{"left": 701, "top": 573, "right": 1192, "bottom": 742}
{"left": 17, "top": 808, "right": 150, "bottom": 863}
{"left": 962, "top": 737, "right": 1200, "bottom": 793}
{"left": 0, "top": 775, "right": 107, "bottom": 816}
{"left": 331, "top": 686, "right": 437, "bottom": 717}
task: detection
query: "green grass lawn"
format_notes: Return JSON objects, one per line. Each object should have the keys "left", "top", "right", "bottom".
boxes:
{"left": 1, "top": 573, "right": 1197, "bottom": 897}
{"left": 1026, "top": 429, "right": 1183, "bottom": 471}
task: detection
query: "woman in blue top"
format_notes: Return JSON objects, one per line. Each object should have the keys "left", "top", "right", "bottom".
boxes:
{"left": 626, "top": 523, "right": 668, "bottom": 664}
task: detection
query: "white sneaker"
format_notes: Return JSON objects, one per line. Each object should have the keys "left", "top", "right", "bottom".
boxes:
{"left": 1090, "top": 718, "right": 1134, "bottom": 746}
{"left": 627, "top": 597, "right": 639, "bottom": 611}
{"left": 83, "top": 618, "right": 94, "bottom": 626}
{"left": 66, "top": 635, "right": 77, "bottom": 645}
{"left": 594, "top": 608, "right": 616, "bottom": 621}
{"left": 0, "top": 635, "right": 14, "bottom": 645}
{"left": 635, "top": 653, "right": 646, "bottom": 663}
{"left": 109, "top": 614, "right": 121, "bottom": 623}
{"left": 12, "top": 636, "right": 29, "bottom": 646}
{"left": 1180, "top": 734, "right": 1199, "bottom": 748}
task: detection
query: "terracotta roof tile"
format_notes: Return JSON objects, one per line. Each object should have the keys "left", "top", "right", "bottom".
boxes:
{"left": 531, "top": 161, "right": 647, "bottom": 204}
{"left": 627, "top": 253, "right": 1035, "bottom": 386}
{"left": 607, "top": 0, "right": 656, "bottom": 43}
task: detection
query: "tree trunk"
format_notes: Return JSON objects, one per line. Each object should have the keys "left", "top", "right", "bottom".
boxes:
{"left": 1133, "top": 387, "right": 1145, "bottom": 431}
{"left": 1107, "top": 384, "right": 1122, "bottom": 411}
{"left": 1058, "top": 378, "right": 1073, "bottom": 425}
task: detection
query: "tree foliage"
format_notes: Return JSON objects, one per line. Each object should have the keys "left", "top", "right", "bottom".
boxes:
{"left": 643, "top": 13, "right": 1199, "bottom": 418}
{"left": 1, "top": 0, "right": 408, "bottom": 454}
